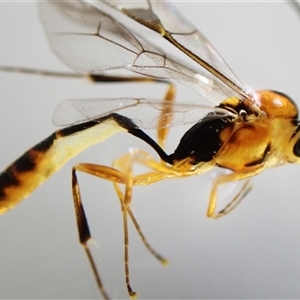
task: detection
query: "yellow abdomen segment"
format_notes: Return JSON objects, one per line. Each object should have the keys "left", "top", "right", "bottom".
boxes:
{"left": 0, "top": 120, "right": 126, "bottom": 214}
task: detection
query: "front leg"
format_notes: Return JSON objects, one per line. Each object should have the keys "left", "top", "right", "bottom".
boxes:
{"left": 206, "top": 166, "right": 266, "bottom": 219}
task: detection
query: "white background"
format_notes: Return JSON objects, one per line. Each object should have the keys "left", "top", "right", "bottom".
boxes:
{"left": 1, "top": 1, "right": 300, "bottom": 299}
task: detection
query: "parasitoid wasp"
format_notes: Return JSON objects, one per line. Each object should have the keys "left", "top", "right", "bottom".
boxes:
{"left": 0, "top": 1, "right": 300, "bottom": 298}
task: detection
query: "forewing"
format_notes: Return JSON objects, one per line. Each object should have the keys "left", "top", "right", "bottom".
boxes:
{"left": 38, "top": 1, "right": 240, "bottom": 105}
{"left": 101, "top": 0, "right": 249, "bottom": 98}
{"left": 38, "top": 1, "right": 142, "bottom": 72}
{"left": 53, "top": 98, "right": 235, "bottom": 129}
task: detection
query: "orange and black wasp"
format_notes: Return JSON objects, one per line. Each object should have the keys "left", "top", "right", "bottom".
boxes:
{"left": 1, "top": 1, "right": 300, "bottom": 299}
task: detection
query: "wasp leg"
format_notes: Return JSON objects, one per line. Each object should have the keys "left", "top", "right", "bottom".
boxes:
{"left": 0, "top": 66, "right": 84, "bottom": 78}
{"left": 157, "top": 83, "right": 176, "bottom": 149}
{"left": 111, "top": 152, "right": 216, "bottom": 298}
{"left": 206, "top": 166, "right": 266, "bottom": 219}
{"left": 89, "top": 74, "right": 169, "bottom": 85}
{"left": 212, "top": 179, "right": 252, "bottom": 219}
{"left": 112, "top": 152, "right": 138, "bottom": 299}
{"left": 71, "top": 166, "right": 118, "bottom": 300}
{"left": 0, "top": 65, "right": 174, "bottom": 88}
{"left": 71, "top": 149, "right": 213, "bottom": 298}
{"left": 112, "top": 152, "right": 171, "bottom": 298}
{"left": 112, "top": 150, "right": 189, "bottom": 297}
{"left": 0, "top": 66, "right": 166, "bottom": 84}
{"left": 72, "top": 158, "right": 170, "bottom": 299}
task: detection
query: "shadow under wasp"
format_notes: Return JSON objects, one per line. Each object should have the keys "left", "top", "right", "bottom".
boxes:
{"left": 1, "top": 1, "right": 300, "bottom": 299}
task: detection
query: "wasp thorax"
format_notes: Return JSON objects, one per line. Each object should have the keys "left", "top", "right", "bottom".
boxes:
{"left": 256, "top": 90, "right": 298, "bottom": 119}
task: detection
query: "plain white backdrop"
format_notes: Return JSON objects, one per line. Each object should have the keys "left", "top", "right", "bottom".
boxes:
{"left": 1, "top": 1, "right": 300, "bottom": 299}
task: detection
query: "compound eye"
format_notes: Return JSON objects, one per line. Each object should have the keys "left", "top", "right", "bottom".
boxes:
{"left": 293, "top": 138, "right": 300, "bottom": 157}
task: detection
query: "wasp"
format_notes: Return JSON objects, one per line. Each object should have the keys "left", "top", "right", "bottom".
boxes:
{"left": 1, "top": 1, "right": 300, "bottom": 299}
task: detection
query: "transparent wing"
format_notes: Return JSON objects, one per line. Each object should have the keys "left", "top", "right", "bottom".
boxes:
{"left": 38, "top": 1, "right": 242, "bottom": 106}
{"left": 53, "top": 98, "right": 236, "bottom": 129}
{"left": 101, "top": 0, "right": 249, "bottom": 99}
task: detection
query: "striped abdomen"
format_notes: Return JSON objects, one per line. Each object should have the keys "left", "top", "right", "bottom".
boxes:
{"left": 0, "top": 114, "right": 128, "bottom": 214}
